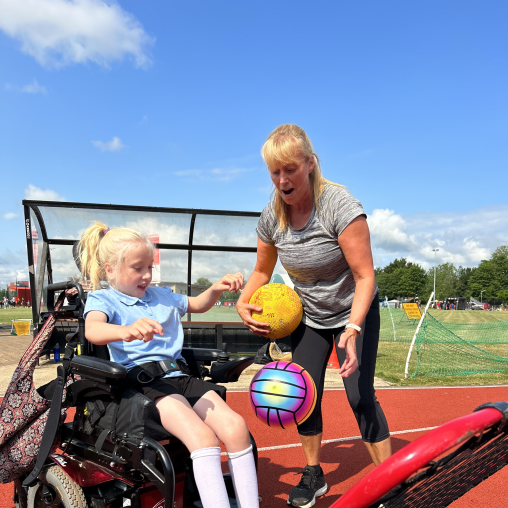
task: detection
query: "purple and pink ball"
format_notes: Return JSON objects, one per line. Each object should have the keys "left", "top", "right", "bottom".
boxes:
{"left": 249, "top": 361, "right": 317, "bottom": 429}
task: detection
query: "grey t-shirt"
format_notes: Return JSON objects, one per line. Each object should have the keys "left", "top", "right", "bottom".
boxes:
{"left": 256, "top": 184, "right": 367, "bottom": 329}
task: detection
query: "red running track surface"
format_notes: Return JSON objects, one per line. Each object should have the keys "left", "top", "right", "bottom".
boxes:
{"left": 1, "top": 386, "right": 507, "bottom": 508}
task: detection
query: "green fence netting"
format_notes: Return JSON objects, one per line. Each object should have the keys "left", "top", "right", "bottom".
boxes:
{"left": 380, "top": 308, "right": 419, "bottom": 343}
{"left": 408, "top": 314, "right": 508, "bottom": 378}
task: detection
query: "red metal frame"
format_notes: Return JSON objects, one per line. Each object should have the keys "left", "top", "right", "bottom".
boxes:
{"left": 329, "top": 407, "right": 504, "bottom": 508}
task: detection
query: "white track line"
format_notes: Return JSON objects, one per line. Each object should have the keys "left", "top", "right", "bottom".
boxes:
{"left": 220, "top": 426, "right": 438, "bottom": 455}
{"left": 228, "top": 384, "right": 508, "bottom": 393}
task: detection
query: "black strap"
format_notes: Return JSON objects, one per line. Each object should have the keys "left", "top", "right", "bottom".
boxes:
{"left": 95, "top": 395, "right": 122, "bottom": 455}
{"left": 22, "top": 365, "right": 66, "bottom": 488}
{"left": 134, "top": 359, "right": 188, "bottom": 384}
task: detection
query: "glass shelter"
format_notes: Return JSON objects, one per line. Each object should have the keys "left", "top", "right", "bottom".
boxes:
{"left": 23, "top": 200, "right": 265, "bottom": 352}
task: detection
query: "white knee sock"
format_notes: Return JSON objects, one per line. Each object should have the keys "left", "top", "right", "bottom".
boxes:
{"left": 228, "top": 445, "right": 259, "bottom": 508}
{"left": 190, "top": 447, "right": 230, "bottom": 508}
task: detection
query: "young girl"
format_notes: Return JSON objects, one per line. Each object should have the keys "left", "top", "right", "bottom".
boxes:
{"left": 80, "top": 221, "right": 259, "bottom": 508}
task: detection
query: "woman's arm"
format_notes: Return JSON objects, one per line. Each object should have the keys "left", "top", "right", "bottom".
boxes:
{"left": 336, "top": 216, "right": 377, "bottom": 377}
{"left": 236, "top": 238, "right": 278, "bottom": 335}
{"left": 187, "top": 272, "right": 244, "bottom": 313}
{"left": 85, "top": 310, "right": 163, "bottom": 345}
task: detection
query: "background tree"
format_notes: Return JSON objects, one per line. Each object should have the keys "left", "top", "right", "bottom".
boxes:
{"left": 468, "top": 246, "right": 508, "bottom": 301}
{"left": 375, "top": 258, "right": 426, "bottom": 300}
{"left": 194, "top": 277, "right": 213, "bottom": 287}
{"left": 423, "top": 262, "right": 458, "bottom": 301}
{"left": 456, "top": 266, "right": 476, "bottom": 298}
{"left": 398, "top": 265, "right": 426, "bottom": 299}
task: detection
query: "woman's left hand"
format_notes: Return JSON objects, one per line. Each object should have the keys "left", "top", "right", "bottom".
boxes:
{"left": 213, "top": 272, "right": 245, "bottom": 293}
{"left": 337, "top": 329, "right": 359, "bottom": 378}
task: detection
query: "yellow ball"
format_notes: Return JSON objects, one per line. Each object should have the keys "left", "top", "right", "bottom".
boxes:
{"left": 249, "top": 283, "right": 303, "bottom": 339}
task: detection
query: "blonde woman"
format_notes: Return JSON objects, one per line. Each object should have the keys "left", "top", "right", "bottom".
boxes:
{"left": 237, "top": 124, "right": 391, "bottom": 508}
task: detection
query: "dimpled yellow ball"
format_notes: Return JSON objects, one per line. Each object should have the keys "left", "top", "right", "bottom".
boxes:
{"left": 250, "top": 283, "right": 303, "bottom": 339}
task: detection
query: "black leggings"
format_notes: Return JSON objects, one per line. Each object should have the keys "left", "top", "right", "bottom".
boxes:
{"left": 291, "top": 295, "right": 390, "bottom": 443}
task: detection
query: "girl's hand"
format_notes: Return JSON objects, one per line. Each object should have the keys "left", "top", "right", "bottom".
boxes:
{"left": 337, "top": 329, "right": 359, "bottom": 378}
{"left": 122, "top": 318, "right": 163, "bottom": 343}
{"left": 213, "top": 272, "right": 245, "bottom": 293}
{"left": 236, "top": 301, "right": 271, "bottom": 336}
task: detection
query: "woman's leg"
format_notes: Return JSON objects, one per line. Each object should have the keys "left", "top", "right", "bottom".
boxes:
{"left": 194, "top": 391, "right": 259, "bottom": 508}
{"left": 335, "top": 296, "right": 391, "bottom": 465}
{"left": 291, "top": 322, "right": 334, "bottom": 465}
{"left": 155, "top": 395, "right": 229, "bottom": 508}
{"left": 288, "top": 323, "right": 332, "bottom": 506}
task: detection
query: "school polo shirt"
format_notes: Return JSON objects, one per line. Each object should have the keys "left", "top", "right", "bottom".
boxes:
{"left": 84, "top": 286, "right": 188, "bottom": 376}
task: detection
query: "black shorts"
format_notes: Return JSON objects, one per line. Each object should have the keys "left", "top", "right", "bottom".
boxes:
{"left": 124, "top": 374, "right": 226, "bottom": 407}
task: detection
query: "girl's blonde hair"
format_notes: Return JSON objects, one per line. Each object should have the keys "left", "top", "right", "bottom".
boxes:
{"left": 78, "top": 221, "right": 154, "bottom": 290}
{"left": 261, "top": 124, "right": 341, "bottom": 230}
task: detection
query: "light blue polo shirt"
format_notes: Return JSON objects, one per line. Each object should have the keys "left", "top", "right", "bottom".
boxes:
{"left": 84, "top": 286, "right": 188, "bottom": 376}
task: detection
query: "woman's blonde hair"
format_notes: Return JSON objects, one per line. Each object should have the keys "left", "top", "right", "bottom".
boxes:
{"left": 78, "top": 221, "right": 154, "bottom": 290}
{"left": 261, "top": 124, "right": 341, "bottom": 230}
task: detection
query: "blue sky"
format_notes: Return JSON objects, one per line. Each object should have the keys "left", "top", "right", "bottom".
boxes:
{"left": 1, "top": 0, "right": 508, "bottom": 285}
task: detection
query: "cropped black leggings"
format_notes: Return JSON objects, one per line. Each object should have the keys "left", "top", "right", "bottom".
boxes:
{"left": 291, "top": 295, "right": 390, "bottom": 443}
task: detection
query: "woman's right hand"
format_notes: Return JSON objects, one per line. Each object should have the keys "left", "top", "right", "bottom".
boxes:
{"left": 122, "top": 318, "right": 163, "bottom": 343}
{"left": 236, "top": 301, "right": 271, "bottom": 336}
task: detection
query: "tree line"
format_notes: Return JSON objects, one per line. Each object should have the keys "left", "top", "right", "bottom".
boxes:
{"left": 375, "top": 246, "right": 508, "bottom": 304}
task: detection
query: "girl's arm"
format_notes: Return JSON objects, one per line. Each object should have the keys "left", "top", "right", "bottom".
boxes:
{"left": 187, "top": 272, "right": 245, "bottom": 313}
{"left": 85, "top": 310, "right": 163, "bottom": 345}
{"left": 337, "top": 216, "right": 377, "bottom": 378}
{"left": 236, "top": 238, "right": 278, "bottom": 335}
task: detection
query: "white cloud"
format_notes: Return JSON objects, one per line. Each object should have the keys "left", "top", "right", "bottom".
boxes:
{"left": 3, "top": 213, "right": 18, "bottom": 220}
{"left": 367, "top": 209, "right": 419, "bottom": 252}
{"left": 5, "top": 79, "right": 48, "bottom": 94}
{"left": 174, "top": 168, "right": 251, "bottom": 182}
{"left": 24, "top": 184, "right": 65, "bottom": 201}
{"left": 21, "top": 79, "right": 48, "bottom": 94}
{"left": 92, "top": 136, "right": 125, "bottom": 152}
{"left": 369, "top": 205, "right": 508, "bottom": 269}
{"left": 0, "top": 249, "right": 28, "bottom": 285}
{"left": 0, "top": 0, "right": 154, "bottom": 69}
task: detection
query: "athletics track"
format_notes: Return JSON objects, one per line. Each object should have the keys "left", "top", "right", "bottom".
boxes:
{"left": 1, "top": 386, "right": 507, "bottom": 507}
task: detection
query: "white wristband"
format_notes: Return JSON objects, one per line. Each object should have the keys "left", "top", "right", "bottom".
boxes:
{"left": 345, "top": 323, "right": 362, "bottom": 333}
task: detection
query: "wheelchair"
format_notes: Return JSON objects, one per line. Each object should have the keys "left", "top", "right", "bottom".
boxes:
{"left": 14, "top": 281, "right": 257, "bottom": 508}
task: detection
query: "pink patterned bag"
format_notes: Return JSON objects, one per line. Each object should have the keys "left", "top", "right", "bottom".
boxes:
{"left": 0, "top": 289, "right": 75, "bottom": 484}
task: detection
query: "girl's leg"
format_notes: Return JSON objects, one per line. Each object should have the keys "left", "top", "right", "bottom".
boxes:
{"left": 155, "top": 394, "right": 219, "bottom": 452}
{"left": 155, "top": 395, "right": 229, "bottom": 508}
{"left": 194, "top": 391, "right": 259, "bottom": 508}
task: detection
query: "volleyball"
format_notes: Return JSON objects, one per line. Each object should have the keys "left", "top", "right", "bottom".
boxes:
{"left": 249, "top": 361, "right": 317, "bottom": 429}
{"left": 249, "top": 283, "right": 303, "bottom": 339}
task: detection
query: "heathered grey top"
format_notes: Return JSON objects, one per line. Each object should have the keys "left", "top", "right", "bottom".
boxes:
{"left": 256, "top": 184, "right": 367, "bottom": 329}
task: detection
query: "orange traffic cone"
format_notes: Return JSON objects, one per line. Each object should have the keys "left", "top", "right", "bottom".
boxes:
{"left": 327, "top": 345, "right": 341, "bottom": 369}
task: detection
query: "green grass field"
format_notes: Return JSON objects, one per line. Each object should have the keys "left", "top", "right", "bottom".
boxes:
{"left": 0, "top": 307, "right": 33, "bottom": 325}
{"left": 376, "top": 341, "right": 508, "bottom": 386}
{"left": 429, "top": 309, "right": 508, "bottom": 323}
{"left": 3, "top": 305, "right": 508, "bottom": 386}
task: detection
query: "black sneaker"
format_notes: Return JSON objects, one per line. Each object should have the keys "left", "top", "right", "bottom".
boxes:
{"left": 287, "top": 465, "right": 328, "bottom": 508}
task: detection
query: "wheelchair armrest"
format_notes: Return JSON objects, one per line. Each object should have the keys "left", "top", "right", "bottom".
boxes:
{"left": 71, "top": 355, "right": 127, "bottom": 382}
{"left": 210, "top": 356, "right": 254, "bottom": 383}
{"left": 181, "top": 347, "right": 223, "bottom": 364}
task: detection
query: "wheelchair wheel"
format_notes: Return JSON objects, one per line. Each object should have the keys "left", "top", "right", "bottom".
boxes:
{"left": 27, "top": 465, "right": 87, "bottom": 508}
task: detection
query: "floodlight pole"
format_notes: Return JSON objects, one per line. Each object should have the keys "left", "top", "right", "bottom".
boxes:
{"left": 481, "top": 290, "right": 485, "bottom": 303}
{"left": 432, "top": 249, "right": 439, "bottom": 303}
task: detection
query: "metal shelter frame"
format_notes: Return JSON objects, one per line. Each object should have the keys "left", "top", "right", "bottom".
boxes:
{"left": 23, "top": 199, "right": 260, "bottom": 334}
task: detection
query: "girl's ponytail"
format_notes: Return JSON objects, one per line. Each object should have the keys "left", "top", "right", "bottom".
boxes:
{"left": 78, "top": 221, "right": 109, "bottom": 290}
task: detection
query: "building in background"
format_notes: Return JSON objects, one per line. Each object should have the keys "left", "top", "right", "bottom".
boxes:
{"left": 8, "top": 281, "right": 31, "bottom": 303}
